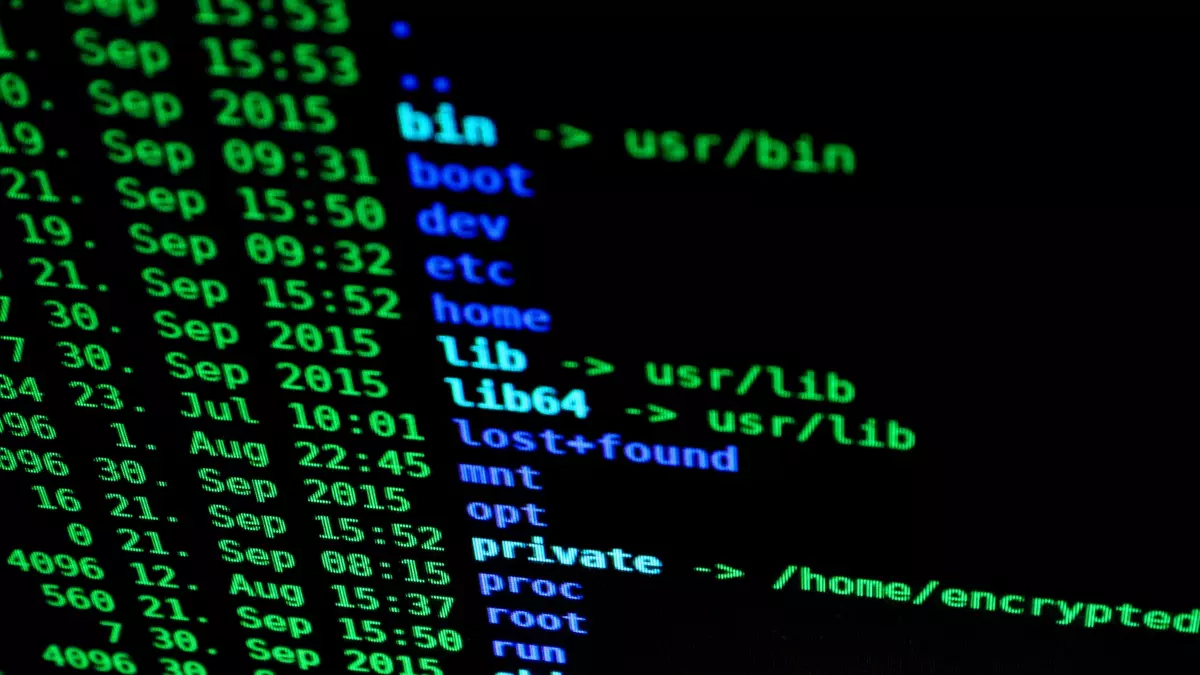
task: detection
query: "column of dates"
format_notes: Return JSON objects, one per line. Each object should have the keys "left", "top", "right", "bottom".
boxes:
{"left": 78, "top": 3, "right": 228, "bottom": 673}
{"left": 199, "top": 1, "right": 462, "bottom": 673}
{"left": 141, "top": 3, "right": 354, "bottom": 674}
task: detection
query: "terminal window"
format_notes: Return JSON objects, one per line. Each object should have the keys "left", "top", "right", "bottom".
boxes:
{"left": 1, "top": 8, "right": 1197, "bottom": 675}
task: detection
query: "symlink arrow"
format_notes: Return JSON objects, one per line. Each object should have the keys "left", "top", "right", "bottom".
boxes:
{"left": 695, "top": 563, "right": 745, "bottom": 580}
{"left": 625, "top": 404, "right": 677, "bottom": 423}
{"left": 561, "top": 356, "right": 614, "bottom": 376}
{"left": 535, "top": 124, "right": 593, "bottom": 149}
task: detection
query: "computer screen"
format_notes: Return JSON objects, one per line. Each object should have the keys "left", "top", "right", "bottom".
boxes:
{"left": 1, "top": 6, "right": 1196, "bottom": 674}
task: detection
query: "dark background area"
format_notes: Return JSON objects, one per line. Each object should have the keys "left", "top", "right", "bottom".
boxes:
{"left": 2, "top": 6, "right": 1197, "bottom": 674}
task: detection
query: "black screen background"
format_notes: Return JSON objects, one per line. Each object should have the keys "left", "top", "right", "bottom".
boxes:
{"left": 2, "top": 9, "right": 1197, "bottom": 674}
